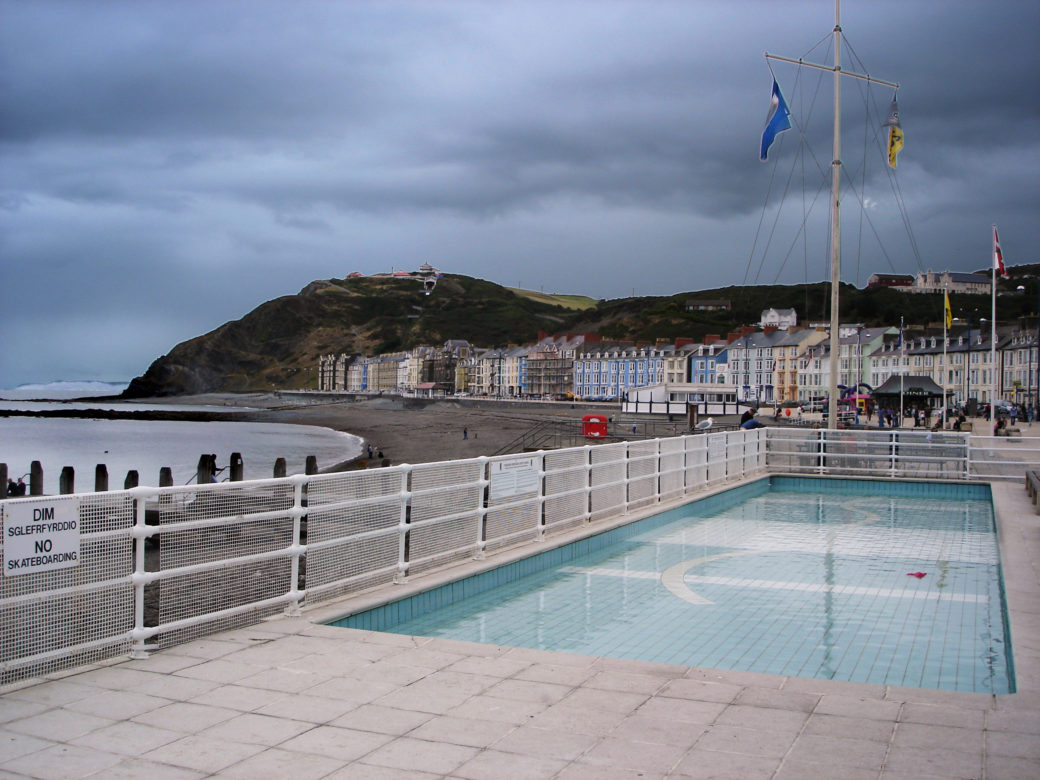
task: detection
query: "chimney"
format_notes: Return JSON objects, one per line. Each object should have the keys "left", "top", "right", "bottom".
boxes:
{"left": 584, "top": 333, "right": 602, "bottom": 343}
{"left": 537, "top": 331, "right": 549, "bottom": 341}
{"left": 764, "top": 325, "right": 778, "bottom": 335}
{"left": 674, "top": 337, "right": 695, "bottom": 348}
{"left": 703, "top": 334, "right": 720, "bottom": 344}
{"left": 726, "top": 332, "right": 743, "bottom": 343}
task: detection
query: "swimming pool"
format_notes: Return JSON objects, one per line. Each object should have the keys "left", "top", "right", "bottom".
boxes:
{"left": 331, "top": 477, "right": 1014, "bottom": 693}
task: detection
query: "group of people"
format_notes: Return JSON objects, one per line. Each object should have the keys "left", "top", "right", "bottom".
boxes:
{"left": 6, "top": 478, "right": 27, "bottom": 496}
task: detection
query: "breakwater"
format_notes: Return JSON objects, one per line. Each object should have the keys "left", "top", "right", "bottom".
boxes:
{"left": 0, "top": 452, "right": 371, "bottom": 497}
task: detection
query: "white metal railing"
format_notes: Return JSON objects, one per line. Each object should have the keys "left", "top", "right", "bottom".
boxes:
{"left": 2, "top": 426, "right": 1036, "bottom": 685}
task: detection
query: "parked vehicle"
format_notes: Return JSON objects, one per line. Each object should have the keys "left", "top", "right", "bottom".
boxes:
{"left": 803, "top": 398, "right": 827, "bottom": 413}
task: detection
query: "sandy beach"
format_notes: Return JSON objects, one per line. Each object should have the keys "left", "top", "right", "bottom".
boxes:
{"left": 169, "top": 393, "right": 625, "bottom": 468}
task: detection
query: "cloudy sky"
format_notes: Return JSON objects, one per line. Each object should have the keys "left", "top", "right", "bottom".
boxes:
{"left": 2, "top": 1, "right": 1038, "bottom": 388}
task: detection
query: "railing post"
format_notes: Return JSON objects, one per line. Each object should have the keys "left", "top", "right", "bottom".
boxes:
{"left": 476, "top": 456, "right": 490, "bottom": 556}
{"left": 584, "top": 445, "right": 593, "bottom": 523}
{"left": 124, "top": 471, "right": 139, "bottom": 489}
{"left": 395, "top": 465, "right": 412, "bottom": 584}
{"left": 890, "top": 432, "right": 898, "bottom": 477}
{"left": 95, "top": 464, "right": 108, "bottom": 492}
{"left": 537, "top": 451, "right": 547, "bottom": 539}
{"left": 0, "top": 463, "right": 7, "bottom": 497}
{"left": 130, "top": 486, "right": 151, "bottom": 659}
{"left": 623, "top": 441, "right": 631, "bottom": 513}
{"left": 285, "top": 475, "right": 305, "bottom": 617}
{"left": 305, "top": 456, "right": 318, "bottom": 475}
{"left": 654, "top": 438, "right": 663, "bottom": 503}
{"left": 273, "top": 458, "right": 286, "bottom": 478}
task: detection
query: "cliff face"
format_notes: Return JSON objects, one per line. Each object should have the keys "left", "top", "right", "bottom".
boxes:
{"left": 122, "top": 274, "right": 577, "bottom": 397}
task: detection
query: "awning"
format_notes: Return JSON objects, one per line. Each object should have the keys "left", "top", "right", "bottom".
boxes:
{"left": 416, "top": 382, "right": 437, "bottom": 389}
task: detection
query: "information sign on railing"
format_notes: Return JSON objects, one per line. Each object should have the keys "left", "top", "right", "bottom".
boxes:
{"left": 489, "top": 457, "right": 540, "bottom": 499}
{"left": 2, "top": 500, "right": 81, "bottom": 576}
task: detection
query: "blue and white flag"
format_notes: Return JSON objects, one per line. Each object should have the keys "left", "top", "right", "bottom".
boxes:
{"left": 760, "top": 78, "right": 792, "bottom": 161}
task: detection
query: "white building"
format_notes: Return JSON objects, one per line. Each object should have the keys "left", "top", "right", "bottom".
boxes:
{"left": 760, "top": 308, "right": 797, "bottom": 330}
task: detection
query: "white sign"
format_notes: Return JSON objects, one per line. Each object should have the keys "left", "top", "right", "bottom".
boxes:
{"left": 3, "top": 501, "right": 81, "bottom": 576}
{"left": 489, "top": 458, "right": 540, "bottom": 499}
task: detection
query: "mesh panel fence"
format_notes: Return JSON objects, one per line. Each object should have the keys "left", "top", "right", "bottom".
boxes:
{"left": 684, "top": 436, "right": 709, "bottom": 492}
{"left": 968, "top": 436, "right": 1037, "bottom": 480}
{"left": 543, "top": 448, "right": 589, "bottom": 534}
{"left": 765, "top": 429, "right": 976, "bottom": 480}
{"left": 1, "top": 493, "right": 134, "bottom": 685}
{"left": 304, "top": 470, "right": 404, "bottom": 603}
{"left": 741, "top": 430, "right": 765, "bottom": 474}
{"left": 706, "top": 433, "right": 729, "bottom": 484}
{"left": 659, "top": 437, "right": 686, "bottom": 501}
{"left": 407, "top": 460, "right": 483, "bottom": 574}
{"left": 155, "top": 480, "right": 295, "bottom": 647}
{"left": 627, "top": 440, "right": 659, "bottom": 510}
{"left": 484, "top": 454, "right": 542, "bottom": 553}
{"left": 590, "top": 443, "right": 627, "bottom": 521}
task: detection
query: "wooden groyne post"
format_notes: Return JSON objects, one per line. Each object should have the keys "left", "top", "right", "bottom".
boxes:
{"left": 1, "top": 452, "right": 354, "bottom": 497}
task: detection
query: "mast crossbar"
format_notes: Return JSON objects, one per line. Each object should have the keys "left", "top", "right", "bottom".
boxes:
{"left": 765, "top": 53, "right": 899, "bottom": 89}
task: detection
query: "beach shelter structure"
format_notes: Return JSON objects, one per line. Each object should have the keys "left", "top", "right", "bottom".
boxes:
{"left": 870, "top": 374, "right": 948, "bottom": 409}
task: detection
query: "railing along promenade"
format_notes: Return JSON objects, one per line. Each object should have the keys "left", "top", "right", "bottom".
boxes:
{"left": 2, "top": 427, "right": 1036, "bottom": 687}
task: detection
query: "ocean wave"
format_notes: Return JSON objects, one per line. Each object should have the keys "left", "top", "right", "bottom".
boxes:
{"left": 2, "top": 381, "right": 129, "bottom": 400}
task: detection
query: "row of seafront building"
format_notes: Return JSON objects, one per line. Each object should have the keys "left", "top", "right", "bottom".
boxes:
{"left": 319, "top": 312, "right": 1040, "bottom": 415}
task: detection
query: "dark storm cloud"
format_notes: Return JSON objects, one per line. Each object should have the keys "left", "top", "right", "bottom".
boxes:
{"left": 1, "top": 0, "right": 1038, "bottom": 387}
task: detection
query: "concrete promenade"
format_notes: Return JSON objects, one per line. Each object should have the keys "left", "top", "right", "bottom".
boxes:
{"left": 1, "top": 454, "right": 1038, "bottom": 776}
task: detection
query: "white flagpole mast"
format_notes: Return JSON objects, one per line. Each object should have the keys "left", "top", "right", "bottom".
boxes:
{"left": 826, "top": 0, "right": 842, "bottom": 432}
{"left": 943, "top": 289, "right": 948, "bottom": 428}
{"left": 765, "top": 1, "right": 897, "bottom": 430}
{"left": 900, "top": 315, "right": 905, "bottom": 427}
{"left": 991, "top": 224, "right": 999, "bottom": 425}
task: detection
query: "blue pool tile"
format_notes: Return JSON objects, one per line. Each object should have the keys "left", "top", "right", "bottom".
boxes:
{"left": 330, "top": 477, "right": 1011, "bottom": 694}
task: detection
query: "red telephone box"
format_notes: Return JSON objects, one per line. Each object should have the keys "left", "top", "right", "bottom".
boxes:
{"left": 582, "top": 414, "right": 609, "bottom": 439}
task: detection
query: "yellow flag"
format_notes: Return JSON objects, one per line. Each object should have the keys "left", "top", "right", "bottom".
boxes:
{"left": 944, "top": 291, "right": 952, "bottom": 328}
{"left": 884, "top": 99, "right": 903, "bottom": 168}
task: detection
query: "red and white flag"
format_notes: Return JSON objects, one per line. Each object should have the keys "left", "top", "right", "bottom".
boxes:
{"left": 993, "top": 226, "right": 1009, "bottom": 279}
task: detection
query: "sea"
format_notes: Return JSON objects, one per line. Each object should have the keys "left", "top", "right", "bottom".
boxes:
{"left": 1, "top": 381, "right": 363, "bottom": 493}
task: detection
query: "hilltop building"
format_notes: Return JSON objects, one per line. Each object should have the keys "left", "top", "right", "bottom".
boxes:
{"left": 907, "top": 270, "right": 989, "bottom": 295}
{"left": 760, "top": 308, "right": 797, "bottom": 330}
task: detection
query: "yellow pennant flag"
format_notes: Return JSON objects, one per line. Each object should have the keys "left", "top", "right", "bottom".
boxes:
{"left": 944, "top": 291, "right": 952, "bottom": 328}
{"left": 884, "top": 98, "right": 903, "bottom": 168}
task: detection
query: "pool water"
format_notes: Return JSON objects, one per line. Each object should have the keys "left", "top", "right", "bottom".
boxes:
{"left": 332, "top": 478, "right": 1013, "bottom": 693}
